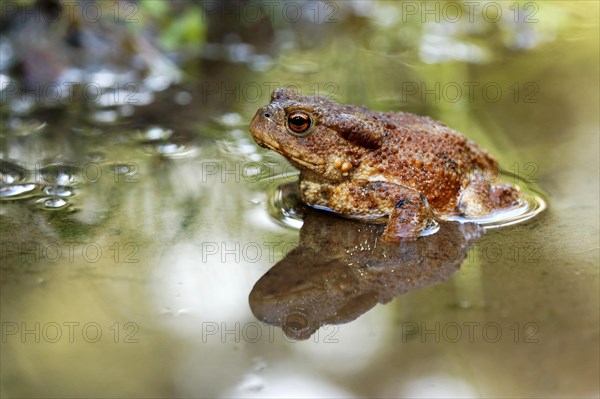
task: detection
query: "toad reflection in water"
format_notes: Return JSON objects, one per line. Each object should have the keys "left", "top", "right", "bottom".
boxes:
{"left": 249, "top": 194, "right": 483, "bottom": 341}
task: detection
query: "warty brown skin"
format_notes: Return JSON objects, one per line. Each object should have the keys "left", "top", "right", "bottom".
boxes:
{"left": 249, "top": 88, "right": 518, "bottom": 241}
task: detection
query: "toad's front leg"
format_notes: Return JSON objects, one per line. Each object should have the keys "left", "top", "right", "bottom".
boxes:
{"left": 369, "top": 182, "right": 434, "bottom": 242}
{"left": 302, "top": 180, "right": 434, "bottom": 242}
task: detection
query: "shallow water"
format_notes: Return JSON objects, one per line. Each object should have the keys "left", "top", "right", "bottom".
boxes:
{"left": 1, "top": 1, "right": 599, "bottom": 398}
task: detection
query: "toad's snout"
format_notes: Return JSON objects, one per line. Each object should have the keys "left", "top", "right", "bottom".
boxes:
{"left": 249, "top": 107, "right": 278, "bottom": 149}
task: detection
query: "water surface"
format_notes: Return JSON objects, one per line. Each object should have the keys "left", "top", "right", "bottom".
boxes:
{"left": 1, "top": 1, "right": 598, "bottom": 398}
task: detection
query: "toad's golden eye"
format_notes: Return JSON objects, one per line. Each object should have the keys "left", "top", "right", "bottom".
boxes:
{"left": 287, "top": 111, "right": 312, "bottom": 135}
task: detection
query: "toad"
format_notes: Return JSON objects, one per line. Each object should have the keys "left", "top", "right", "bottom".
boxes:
{"left": 249, "top": 88, "right": 519, "bottom": 242}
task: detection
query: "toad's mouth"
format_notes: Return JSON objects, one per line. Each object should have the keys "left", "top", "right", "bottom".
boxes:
{"left": 255, "top": 138, "right": 324, "bottom": 170}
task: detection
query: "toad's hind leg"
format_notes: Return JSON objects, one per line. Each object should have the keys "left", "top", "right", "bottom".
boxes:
{"left": 458, "top": 173, "right": 520, "bottom": 218}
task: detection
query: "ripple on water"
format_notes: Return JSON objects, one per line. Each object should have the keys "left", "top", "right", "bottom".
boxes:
{"left": 263, "top": 172, "right": 547, "bottom": 233}
{"left": 264, "top": 177, "right": 305, "bottom": 230}
{"left": 443, "top": 172, "right": 547, "bottom": 229}
{"left": 444, "top": 191, "right": 547, "bottom": 229}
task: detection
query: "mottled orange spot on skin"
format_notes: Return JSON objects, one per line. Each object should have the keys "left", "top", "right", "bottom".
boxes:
{"left": 341, "top": 162, "right": 352, "bottom": 172}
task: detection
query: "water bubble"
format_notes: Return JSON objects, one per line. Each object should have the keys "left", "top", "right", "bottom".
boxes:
{"left": 86, "top": 152, "right": 106, "bottom": 162}
{"left": 37, "top": 197, "right": 69, "bottom": 210}
{"left": 226, "top": 43, "right": 255, "bottom": 63}
{"left": 155, "top": 143, "right": 180, "bottom": 154}
{"left": 109, "top": 163, "right": 136, "bottom": 176}
{"left": 0, "top": 73, "right": 13, "bottom": 91}
{"left": 144, "top": 127, "right": 173, "bottom": 141}
{"left": 144, "top": 74, "right": 172, "bottom": 92}
{"left": 280, "top": 58, "right": 320, "bottom": 74}
{"left": 120, "top": 104, "right": 135, "bottom": 117}
{"left": 88, "top": 69, "right": 121, "bottom": 88}
{"left": 156, "top": 144, "right": 196, "bottom": 158}
{"left": 0, "top": 42, "right": 14, "bottom": 70}
{"left": 174, "top": 91, "right": 192, "bottom": 105}
{"left": 234, "top": 138, "right": 260, "bottom": 155}
{"left": 458, "top": 300, "right": 472, "bottom": 309}
{"left": 60, "top": 67, "right": 83, "bottom": 84}
{"left": 97, "top": 91, "right": 121, "bottom": 107}
{"left": 244, "top": 164, "right": 262, "bottom": 178}
{"left": 0, "top": 160, "right": 27, "bottom": 183}
{"left": 0, "top": 183, "right": 38, "bottom": 199}
{"left": 251, "top": 357, "right": 267, "bottom": 372}
{"left": 43, "top": 185, "right": 74, "bottom": 197}
{"left": 420, "top": 22, "right": 492, "bottom": 64}
{"left": 10, "top": 97, "right": 34, "bottom": 114}
{"left": 237, "top": 373, "right": 264, "bottom": 394}
{"left": 91, "top": 110, "right": 118, "bottom": 123}
{"left": 127, "top": 89, "right": 154, "bottom": 106}
{"left": 144, "top": 142, "right": 197, "bottom": 158}
{"left": 160, "top": 307, "right": 189, "bottom": 317}
{"left": 249, "top": 54, "right": 274, "bottom": 72}
{"left": 39, "top": 163, "right": 79, "bottom": 184}
{"left": 248, "top": 153, "right": 262, "bottom": 162}
{"left": 220, "top": 112, "right": 242, "bottom": 126}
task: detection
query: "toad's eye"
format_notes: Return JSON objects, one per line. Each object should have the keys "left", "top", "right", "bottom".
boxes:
{"left": 287, "top": 111, "right": 312, "bottom": 135}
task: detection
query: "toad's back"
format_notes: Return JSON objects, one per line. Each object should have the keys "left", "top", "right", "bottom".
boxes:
{"left": 355, "top": 110, "right": 499, "bottom": 214}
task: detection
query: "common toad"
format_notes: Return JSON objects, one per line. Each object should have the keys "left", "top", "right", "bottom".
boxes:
{"left": 249, "top": 88, "right": 518, "bottom": 241}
